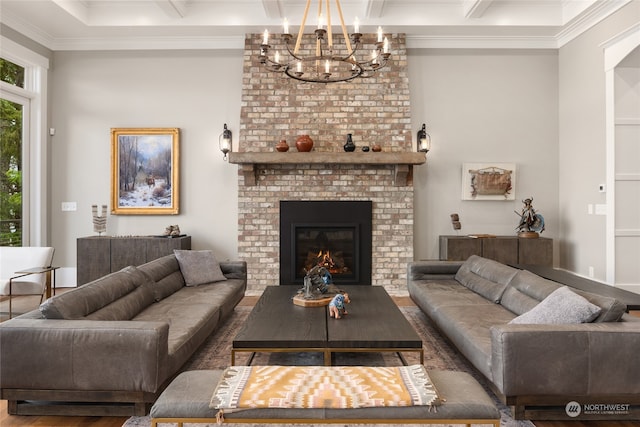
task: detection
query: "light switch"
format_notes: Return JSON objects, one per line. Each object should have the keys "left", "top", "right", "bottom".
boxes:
{"left": 61, "top": 202, "right": 77, "bottom": 211}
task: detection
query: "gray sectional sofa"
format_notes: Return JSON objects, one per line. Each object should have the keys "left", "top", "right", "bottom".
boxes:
{"left": 0, "top": 251, "right": 246, "bottom": 416}
{"left": 408, "top": 255, "right": 640, "bottom": 420}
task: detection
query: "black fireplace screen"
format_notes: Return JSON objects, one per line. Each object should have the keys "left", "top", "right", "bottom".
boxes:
{"left": 280, "top": 200, "right": 372, "bottom": 286}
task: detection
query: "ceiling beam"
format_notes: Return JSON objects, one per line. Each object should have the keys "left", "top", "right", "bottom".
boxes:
{"left": 51, "top": 0, "right": 90, "bottom": 24}
{"left": 463, "top": 0, "right": 494, "bottom": 19}
{"left": 364, "top": 0, "right": 386, "bottom": 19}
{"left": 154, "top": 0, "right": 188, "bottom": 19}
{"left": 262, "top": 0, "right": 284, "bottom": 19}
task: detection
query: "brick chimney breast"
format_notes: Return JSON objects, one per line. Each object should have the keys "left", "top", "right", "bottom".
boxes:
{"left": 237, "top": 33, "right": 415, "bottom": 294}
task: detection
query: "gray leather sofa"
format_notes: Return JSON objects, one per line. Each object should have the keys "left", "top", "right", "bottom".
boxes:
{"left": 408, "top": 255, "right": 640, "bottom": 420}
{"left": 0, "top": 252, "right": 246, "bottom": 416}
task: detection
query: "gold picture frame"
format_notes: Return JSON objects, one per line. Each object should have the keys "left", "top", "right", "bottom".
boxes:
{"left": 111, "top": 128, "right": 180, "bottom": 215}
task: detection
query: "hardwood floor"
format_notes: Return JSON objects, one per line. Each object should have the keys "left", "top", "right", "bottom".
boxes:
{"left": 1, "top": 295, "right": 637, "bottom": 427}
{"left": 534, "top": 422, "right": 639, "bottom": 427}
{"left": 2, "top": 397, "right": 637, "bottom": 427}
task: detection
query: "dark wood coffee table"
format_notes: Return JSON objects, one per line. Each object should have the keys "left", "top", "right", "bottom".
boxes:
{"left": 232, "top": 285, "right": 423, "bottom": 366}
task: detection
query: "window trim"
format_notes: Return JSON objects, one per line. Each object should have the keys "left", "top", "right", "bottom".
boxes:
{"left": 1, "top": 36, "right": 49, "bottom": 246}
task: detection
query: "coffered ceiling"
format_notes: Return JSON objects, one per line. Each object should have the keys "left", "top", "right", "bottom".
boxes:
{"left": 0, "top": 0, "right": 634, "bottom": 50}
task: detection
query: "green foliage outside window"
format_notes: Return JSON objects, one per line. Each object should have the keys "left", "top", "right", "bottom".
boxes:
{"left": 0, "top": 58, "right": 25, "bottom": 246}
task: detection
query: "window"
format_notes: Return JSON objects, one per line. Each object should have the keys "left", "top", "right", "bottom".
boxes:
{"left": 0, "top": 37, "right": 49, "bottom": 246}
{"left": 0, "top": 86, "right": 24, "bottom": 245}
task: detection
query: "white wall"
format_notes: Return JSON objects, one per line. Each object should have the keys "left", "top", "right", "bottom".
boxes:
{"left": 559, "top": 3, "right": 640, "bottom": 282}
{"left": 48, "top": 47, "right": 561, "bottom": 276}
{"left": 50, "top": 50, "right": 243, "bottom": 274}
{"left": 410, "top": 49, "right": 560, "bottom": 261}
{"left": 10, "top": 3, "right": 637, "bottom": 284}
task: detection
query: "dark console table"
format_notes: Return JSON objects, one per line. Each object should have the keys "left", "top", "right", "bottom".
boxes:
{"left": 77, "top": 235, "right": 191, "bottom": 285}
{"left": 440, "top": 235, "right": 552, "bottom": 266}
{"left": 514, "top": 264, "right": 640, "bottom": 311}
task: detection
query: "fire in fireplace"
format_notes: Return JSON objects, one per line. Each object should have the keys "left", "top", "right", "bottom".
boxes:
{"left": 280, "top": 201, "right": 372, "bottom": 286}
{"left": 297, "top": 227, "right": 354, "bottom": 277}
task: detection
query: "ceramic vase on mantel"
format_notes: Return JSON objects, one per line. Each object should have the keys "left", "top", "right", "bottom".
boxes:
{"left": 295, "top": 135, "right": 314, "bottom": 152}
{"left": 343, "top": 133, "right": 356, "bottom": 152}
{"left": 276, "top": 139, "right": 289, "bottom": 152}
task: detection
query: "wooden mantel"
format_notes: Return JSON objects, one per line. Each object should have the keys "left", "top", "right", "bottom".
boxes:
{"left": 228, "top": 152, "right": 427, "bottom": 186}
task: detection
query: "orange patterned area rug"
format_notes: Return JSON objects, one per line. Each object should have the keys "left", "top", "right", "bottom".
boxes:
{"left": 123, "top": 306, "right": 534, "bottom": 427}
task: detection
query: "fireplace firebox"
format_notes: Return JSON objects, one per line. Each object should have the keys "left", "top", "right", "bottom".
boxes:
{"left": 280, "top": 201, "right": 372, "bottom": 286}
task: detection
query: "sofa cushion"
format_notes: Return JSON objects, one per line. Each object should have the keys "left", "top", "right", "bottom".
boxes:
{"left": 40, "top": 266, "right": 153, "bottom": 319}
{"left": 454, "top": 255, "right": 518, "bottom": 303}
{"left": 174, "top": 250, "right": 226, "bottom": 286}
{"left": 509, "top": 286, "right": 601, "bottom": 324}
{"left": 502, "top": 270, "right": 627, "bottom": 322}
{"left": 84, "top": 280, "right": 156, "bottom": 320}
{"left": 571, "top": 288, "right": 627, "bottom": 322}
{"left": 137, "top": 254, "right": 186, "bottom": 301}
{"left": 500, "top": 270, "right": 562, "bottom": 315}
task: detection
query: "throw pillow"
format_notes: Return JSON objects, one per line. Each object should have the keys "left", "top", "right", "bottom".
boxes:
{"left": 509, "top": 286, "right": 602, "bottom": 324}
{"left": 174, "top": 249, "right": 227, "bottom": 286}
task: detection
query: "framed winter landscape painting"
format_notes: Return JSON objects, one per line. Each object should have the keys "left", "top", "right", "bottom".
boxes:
{"left": 111, "top": 128, "right": 180, "bottom": 215}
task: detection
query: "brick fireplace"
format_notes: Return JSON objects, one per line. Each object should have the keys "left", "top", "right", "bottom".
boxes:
{"left": 234, "top": 33, "right": 419, "bottom": 295}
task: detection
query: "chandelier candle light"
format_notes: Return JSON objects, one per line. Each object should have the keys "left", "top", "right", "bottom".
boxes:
{"left": 260, "top": 0, "right": 391, "bottom": 83}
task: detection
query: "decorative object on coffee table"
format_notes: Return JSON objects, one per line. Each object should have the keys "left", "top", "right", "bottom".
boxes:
{"left": 515, "top": 197, "right": 545, "bottom": 238}
{"left": 91, "top": 204, "right": 108, "bottom": 235}
{"left": 328, "top": 292, "right": 350, "bottom": 319}
{"left": 293, "top": 265, "right": 342, "bottom": 307}
{"left": 295, "top": 134, "right": 314, "bottom": 152}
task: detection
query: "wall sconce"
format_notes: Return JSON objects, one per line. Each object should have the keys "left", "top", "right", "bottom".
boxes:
{"left": 219, "top": 124, "right": 232, "bottom": 161}
{"left": 417, "top": 123, "right": 431, "bottom": 153}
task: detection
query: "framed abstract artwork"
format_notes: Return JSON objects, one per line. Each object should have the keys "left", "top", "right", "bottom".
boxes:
{"left": 111, "top": 128, "right": 180, "bottom": 215}
{"left": 462, "top": 162, "right": 516, "bottom": 200}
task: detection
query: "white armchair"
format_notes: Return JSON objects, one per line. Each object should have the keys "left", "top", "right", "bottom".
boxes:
{"left": 0, "top": 246, "right": 55, "bottom": 318}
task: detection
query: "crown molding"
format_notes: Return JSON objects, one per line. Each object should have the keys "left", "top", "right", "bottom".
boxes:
{"left": 1, "top": 0, "right": 633, "bottom": 52}
{"left": 1, "top": 10, "right": 57, "bottom": 49}
{"left": 555, "top": 0, "right": 632, "bottom": 47}
{"left": 47, "top": 35, "right": 245, "bottom": 51}
{"left": 406, "top": 35, "right": 559, "bottom": 50}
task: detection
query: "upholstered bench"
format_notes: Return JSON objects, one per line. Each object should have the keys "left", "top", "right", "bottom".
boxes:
{"left": 150, "top": 369, "right": 500, "bottom": 426}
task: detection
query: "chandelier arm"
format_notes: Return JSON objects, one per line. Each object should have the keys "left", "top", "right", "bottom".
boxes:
{"left": 359, "top": 54, "right": 389, "bottom": 72}
{"left": 262, "top": 55, "right": 285, "bottom": 71}
{"left": 334, "top": 0, "right": 352, "bottom": 54}
{"left": 294, "top": 0, "right": 313, "bottom": 55}
{"left": 285, "top": 42, "right": 304, "bottom": 62}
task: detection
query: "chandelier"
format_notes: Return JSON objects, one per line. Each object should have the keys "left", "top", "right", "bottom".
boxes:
{"left": 259, "top": 0, "right": 391, "bottom": 83}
